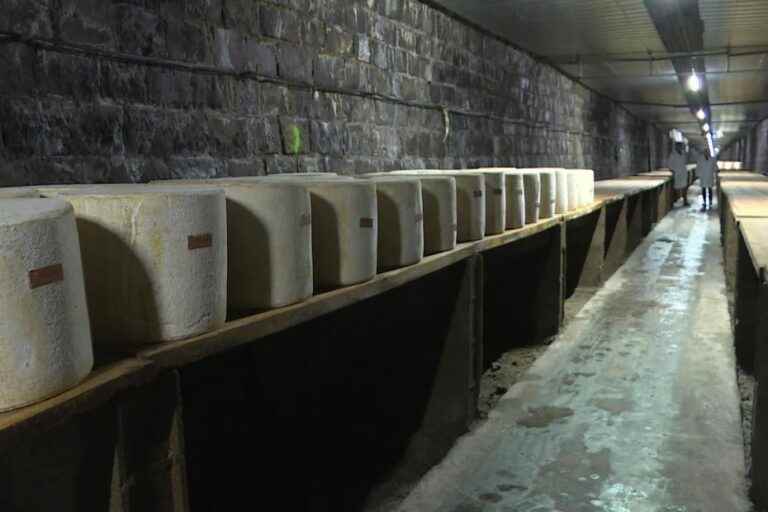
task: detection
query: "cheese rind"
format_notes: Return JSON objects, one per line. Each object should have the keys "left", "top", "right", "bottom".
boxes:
{"left": 0, "top": 199, "right": 93, "bottom": 411}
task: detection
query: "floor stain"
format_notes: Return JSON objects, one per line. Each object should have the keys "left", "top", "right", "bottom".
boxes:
{"left": 592, "top": 397, "right": 634, "bottom": 415}
{"left": 497, "top": 483, "right": 527, "bottom": 492}
{"left": 477, "top": 492, "right": 503, "bottom": 503}
{"left": 516, "top": 406, "right": 575, "bottom": 428}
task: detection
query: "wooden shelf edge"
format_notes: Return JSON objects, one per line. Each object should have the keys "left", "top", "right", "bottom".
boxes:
{"left": 0, "top": 358, "right": 155, "bottom": 446}
{"left": 739, "top": 219, "right": 768, "bottom": 285}
{"left": 562, "top": 201, "right": 603, "bottom": 221}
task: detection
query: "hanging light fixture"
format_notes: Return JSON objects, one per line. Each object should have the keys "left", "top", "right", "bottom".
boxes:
{"left": 687, "top": 71, "right": 701, "bottom": 92}
{"left": 696, "top": 109, "right": 706, "bottom": 120}
{"left": 703, "top": 123, "right": 710, "bottom": 132}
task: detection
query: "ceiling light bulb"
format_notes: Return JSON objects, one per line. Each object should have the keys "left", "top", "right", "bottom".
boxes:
{"left": 696, "top": 109, "right": 706, "bottom": 120}
{"left": 703, "top": 123, "right": 710, "bottom": 132}
{"left": 687, "top": 72, "right": 701, "bottom": 92}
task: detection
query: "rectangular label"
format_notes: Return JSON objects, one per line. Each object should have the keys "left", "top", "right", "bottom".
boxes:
{"left": 473, "top": 190, "right": 483, "bottom": 198}
{"left": 188, "top": 233, "right": 213, "bottom": 250}
{"left": 300, "top": 213, "right": 312, "bottom": 226}
{"left": 29, "top": 263, "right": 64, "bottom": 289}
{"left": 359, "top": 217, "right": 374, "bottom": 228}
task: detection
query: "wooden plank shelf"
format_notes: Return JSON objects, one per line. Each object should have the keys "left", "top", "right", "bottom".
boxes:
{"left": 0, "top": 174, "right": 668, "bottom": 446}
{"left": 739, "top": 218, "right": 768, "bottom": 284}
{"left": 722, "top": 181, "right": 768, "bottom": 219}
{"left": 0, "top": 358, "right": 155, "bottom": 445}
{"left": 595, "top": 178, "right": 666, "bottom": 199}
{"left": 0, "top": 171, "right": 679, "bottom": 512}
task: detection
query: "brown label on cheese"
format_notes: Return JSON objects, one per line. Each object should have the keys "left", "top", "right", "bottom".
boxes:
{"left": 188, "top": 233, "right": 213, "bottom": 250}
{"left": 359, "top": 217, "right": 374, "bottom": 228}
{"left": 29, "top": 263, "right": 64, "bottom": 289}
{"left": 473, "top": 190, "right": 483, "bottom": 198}
{"left": 300, "top": 213, "right": 312, "bottom": 226}
{"left": 415, "top": 213, "right": 424, "bottom": 223}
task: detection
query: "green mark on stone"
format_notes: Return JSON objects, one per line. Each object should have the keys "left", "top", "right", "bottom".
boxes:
{"left": 289, "top": 125, "right": 302, "bottom": 154}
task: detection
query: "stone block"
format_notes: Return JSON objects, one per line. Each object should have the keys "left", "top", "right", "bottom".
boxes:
{"left": 0, "top": 0, "right": 53, "bottom": 37}
{"left": 265, "top": 154, "right": 298, "bottom": 174}
{"left": 310, "top": 120, "right": 347, "bottom": 156}
{"left": 250, "top": 117, "right": 282, "bottom": 154}
{"left": 277, "top": 44, "right": 313, "bottom": 84}
{"left": 260, "top": 5, "right": 300, "bottom": 43}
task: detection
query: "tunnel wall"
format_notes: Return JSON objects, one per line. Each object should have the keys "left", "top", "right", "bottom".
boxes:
{"left": 739, "top": 118, "right": 768, "bottom": 173}
{"left": 0, "top": 0, "right": 659, "bottom": 185}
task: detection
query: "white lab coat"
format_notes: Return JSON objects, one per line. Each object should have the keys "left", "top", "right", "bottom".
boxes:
{"left": 696, "top": 155, "right": 717, "bottom": 188}
{"left": 668, "top": 151, "right": 688, "bottom": 190}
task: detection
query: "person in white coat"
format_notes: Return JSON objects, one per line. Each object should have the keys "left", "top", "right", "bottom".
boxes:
{"left": 668, "top": 142, "right": 690, "bottom": 206}
{"left": 697, "top": 150, "right": 718, "bottom": 210}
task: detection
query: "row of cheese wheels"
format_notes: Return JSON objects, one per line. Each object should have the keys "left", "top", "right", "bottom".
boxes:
{"left": 0, "top": 167, "right": 593, "bottom": 411}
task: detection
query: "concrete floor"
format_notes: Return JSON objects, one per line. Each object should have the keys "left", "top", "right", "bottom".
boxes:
{"left": 398, "top": 191, "right": 753, "bottom": 512}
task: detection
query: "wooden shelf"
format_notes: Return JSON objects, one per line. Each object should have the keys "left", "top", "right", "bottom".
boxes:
{"left": 595, "top": 178, "right": 666, "bottom": 196}
{"left": 722, "top": 181, "right": 768, "bottom": 218}
{"left": 561, "top": 201, "right": 604, "bottom": 222}
{"left": 739, "top": 218, "right": 768, "bottom": 284}
{"left": 0, "top": 173, "right": 668, "bottom": 446}
{"left": 0, "top": 358, "right": 155, "bottom": 445}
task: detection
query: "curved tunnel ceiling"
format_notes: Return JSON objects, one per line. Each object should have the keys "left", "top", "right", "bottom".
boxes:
{"left": 432, "top": 0, "right": 768, "bottom": 153}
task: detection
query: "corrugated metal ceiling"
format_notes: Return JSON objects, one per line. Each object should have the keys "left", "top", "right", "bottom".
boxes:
{"left": 434, "top": 0, "right": 768, "bottom": 154}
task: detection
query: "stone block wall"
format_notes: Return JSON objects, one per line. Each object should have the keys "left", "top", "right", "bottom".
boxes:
{"left": 733, "top": 119, "right": 768, "bottom": 173}
{"left": 0, "top": 0, "right": 659, "bottom": 185}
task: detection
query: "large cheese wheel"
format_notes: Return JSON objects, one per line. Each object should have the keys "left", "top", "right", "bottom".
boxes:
{"left": 359, "top": 177, "right": 424, "bottom": 270}
{"left": 220, "top": 176, "right": 380, "bottom": 289}
{"left": 0, "top": 199, "right": 93, "bottom": 411}
{"left": 217, "top": 177, "right": 377, "bottom": 290}
{"left": 416, "top": 169, "right": 504, "bottom": 235}
{"left": 153, "top": 180, "right": 313, "bottom": 310}
{"left": 475, "top": 168, "right": 527, "bottom": 230}
{"left": 568, "top": 169, "right": 595, "bottom": 207}
{"left": 418, "top": 177, "right": 457, "bottom": 254}
{"left": 506, "top": 170, "right": 541, "bottom": 224}
{"left": 390, "top": 171, "right": 485, "bottom": 242}
{"left": 538, "top": 169, "right": 557, "bottom": 219}
{"left": 39, "top": 185, "right": 227, "bottom": 346}
{"left": 302, "top": 180, "right": 377, "bottom": 289}
{"left": 554, "top": 170, "right": 569, "bottom": 214}
{"left": 362, "top": 174, "right": 457, "bottom": 255}
{"left": 566, "top": 170, "right": 581, "bottom": 209}
{"left": 504, "top": 173, "right": 525, "bottom": 229}
{"left": 481, "top": 172, "right": 505, "bottom": 235}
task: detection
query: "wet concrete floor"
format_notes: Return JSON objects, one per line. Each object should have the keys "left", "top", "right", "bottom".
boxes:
{"left": 398, "top": 192, "right": 752, "bottom": 511}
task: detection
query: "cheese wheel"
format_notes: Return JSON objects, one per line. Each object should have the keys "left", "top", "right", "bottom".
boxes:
{"left": 389, "top": 171, "right": 485, "bottom": 241}
{"left": 39, "top": 185, "right": 227, "bottom": 346}
{"left": 0, "top": 199, "right": 93, "bottom": 411}
{"left": 359, "top": 177, "right": 424, "bottom": 270}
